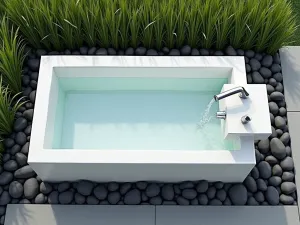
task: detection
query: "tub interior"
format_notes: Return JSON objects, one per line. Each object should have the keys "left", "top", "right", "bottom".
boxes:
{"left": 48, "top": 76, "right": 240, "bottom": 151}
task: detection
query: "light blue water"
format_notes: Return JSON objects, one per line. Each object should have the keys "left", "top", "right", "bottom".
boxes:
{"left": 51, "top": 77, "right": 237, "bottom": 151}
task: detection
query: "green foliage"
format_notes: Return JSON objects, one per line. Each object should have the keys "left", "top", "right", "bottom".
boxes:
{"left": 0, "top": 16, "right": 25, "bottom": 95}
{"left": 4, "top": 0, "right": 297, "bottom": 54}
{"left": 0, "top": 77, "right": 24, "bottom": 136}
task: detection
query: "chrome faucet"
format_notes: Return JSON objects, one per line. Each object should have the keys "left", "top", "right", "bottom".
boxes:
{"left": 214, "top": 86, "right": 249, "bottom": 101}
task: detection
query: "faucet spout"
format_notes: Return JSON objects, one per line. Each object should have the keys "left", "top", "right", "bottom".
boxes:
{"left": 214, "top": 86, "right": 249, "bottom": 101}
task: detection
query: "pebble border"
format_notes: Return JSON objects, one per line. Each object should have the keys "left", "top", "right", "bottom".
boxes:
{"left": 0, "top": 45, "right": 295, "bottom": 224}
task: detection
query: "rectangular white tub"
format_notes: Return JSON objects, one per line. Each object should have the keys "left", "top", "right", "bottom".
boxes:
{"left": 28, "top": 56, "right": 256, "bottom": 183}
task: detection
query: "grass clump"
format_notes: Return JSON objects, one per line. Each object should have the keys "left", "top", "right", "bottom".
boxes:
{"left": 4, "top": 0, "right": 297, "bottom": 54}
{"left": 0, "top": 78, "right": 24, "bottom": 136}
{"left": 0, "top": 16, "right": 26, "bottom": 95}
{"left": 5, "top": 0, "right": 297, "bottom": 54}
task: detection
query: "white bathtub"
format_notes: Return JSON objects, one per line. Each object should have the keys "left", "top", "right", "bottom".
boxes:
{"left": 28, "top": 56, "right": 270, "bottom": 183}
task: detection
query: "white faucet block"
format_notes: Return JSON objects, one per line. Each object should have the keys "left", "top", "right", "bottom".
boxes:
{"left": 219, "top": 84, "right": 271, "bottom": 140}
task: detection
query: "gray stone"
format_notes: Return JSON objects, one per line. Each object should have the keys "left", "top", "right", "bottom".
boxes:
{"left": 251, "top": 167, "right": 259, "bottom": 179}
{"left": 74, "top": 193, "right": 85, "bottom": 204}
{"left": 276, "top": 129, "right": 283, "bottom": 136}
{"left": 280, "top": 156, "right": 294, "bottom": 171}
{"left": 214, "top": 51, "right": 224, "bottom": 56}
{"left": 273, "top": 73, "right": 283, "bottom": 82}
{"left": 245, "top": 50, "right": 255, "bottom": 58}
{"left": 261, "top": 55, "right": 273, "bottom": 67}
{"left": 269, "top": 102, "right": 279, "bottom": 115}
{"left": 270, "top": 92, "right": 284, "bottom": 101}
{"left": 279, "top": 107, "right": 287, "bottom": 116}
{"left": 196, "top": 180, "right": 208, "bottom": 193}
{"left": 190, "top": 198, "right": 198, "bottom": 205}
{"left": 271, "top": 64, "right": 281, "bottom": 73}
{"left": 270, "top": 126, "right": 277, "bottom": 138}
{"left": 265, "top": 155, "right": 278, "bottom": 165}
{"left": 272, "top": 164, "right": 283, "bottom": 176}
{"left": 28, "top": 59, "right": 40, "bottom": 72}
{"left": 14, "top": 165, "right": 36, "bottom": 179}
{"left": 181, "top": 189, "right": 197, "bottom": 200}
{"left": 24, "top": 178, "right": 39, "bottom": 199}
{"left": 4, "top": 160, "right": 18, "bottom": 171}
{"left": 15, "top": 153, "right": 27, "bottom": 167}
{"left": 95, "top": 48, "right": 107, "bottom": 55}
{"left": 108, "top": 182, "right": 119, "bottom": 192}
{"left": 252, "top": 71, "right": 264, "bottom": 83}
{"left": 1, "top": 154, "right": 9, "bottom": 163}
{"left": 225, "top": 46, "right": 237, "bottom": 56}
{"left": 161, "top": 184, "right": 174, "bottom": 200}
{"left": 21, "top": 142, "right": 29, "bottom": 154}
{"left": 268, "top": 176, "right": 282, "bottom": 186}
{"left": 88, "top": 47, "right": 97, "bottom": 55}
{"left": 270, "top": 138, "right": 286, "bottom": 160}
{"left": 179, "top": 181, "right": 194, "bottom": 189}
{"left": 228, "top": 184, "right": 247, "bottom": 205}
{"left": 57, "top": 182, "right": 71, "bottom": 192}
{"left": 120, "top": 183, "right": 131, "bottom": 195}
{"left": 207, "top": 186, "right": 216, "bottom": 199}
{"left": 48, "top": 191, "right": 59, "bottom": 204}
{"left": 135, "top": 47, "right": 147, "bottom": 56}
{"left": 0, "top": 192, "right": 10, "bottom": 206}
{"left": 254, "top": 192, "right": 265, "bottom": 203}
{"left": 77, "top": 180, "right": 93, "bottom": 196}
{"left": 124, "top": 189, "right": 141, "bottom": 205}
{"left": 0, "top": 207, "right": 5, "bottom": 216}
{"left": 146, "top": 49, "right": 158, "bottom": 56}
{"left": 9, "top": 145, "right": 20, "bottom": 156}
{"left": 223, "top": 197, "right": 232, "bottom": 205}
{"left": 269, "top": 78, "right": 277, "bottom": 87}
{"left": 4, "top": 138, "right": 14, "bottom": 148}
{"left": 23, "top": 109, "right": 34, "bottom": 121}
{"left": 9, "top": 181, "right": 23, "bottom": 198}
{"left": 40, "top": 182, "right": 53, "bottom": 195}
{"left": 247, "top": 74, "right": 252, "bottom": 83}
{"left": 141, "top": 192, "right": 148, "bottom": 202}
{"left": 274, "top": 116, "right": 286, "bottom": 130}
{"left": 281, "top": 182, "right": 296, "bottom": 194}
{"left": 93, "top": 184, "right": 108, "bottom": 200}
{"left": 125, "top": 47, "right": 134, "bottom": 55}
{"left": 282, "top": 172, "right": 294, "bottom": 182}
{"left": 0, "top": 172, "right": 13, "bottom": 185}
{"left": 247, "top": 197, "right": 259, "bottom": 205}
{"left": 176, "top": 196, "right": 189, "bottom": 205}
{"left": 249, "top": 58, "right": 261, "bottom": 71}
{"left": 257, "top": 139, "right": 269, "bottom": 153}
{"left": 136, "top": 181, "right": 147, "bottom": 190}
{"left": 196, "top": 194, "right": 208, "bottom": 205}
{"left": 280, "top": 194, "right": 294, "bottom": 205}
{"left": 145, "top": 184, "right": 160, "bottom": 197}
{"left": 87, "top": 196, "right": 99, "bottom": 205}
{"left": 246, "top": 64, "right": 251, "bottom": 73}
{"left": 163, "top": 201, "right": 177, "bottom": 205}
{"left": 14, "top": 117, "right": 28, "bottom": 132}
{"left": 257, "top": 161, "right": 272, "bottom": 179}
{"left": 209, "top": 199, "right": 222, "bottom": 205}
{"left": 266, "top": 84, "right": 275, "bottom": 94}
{"left": 180, "top": 45, "right": 191, "bottom": 55}
{"left": 29, "top": 91, "right": 36, "bottom": 103}
{"left": 275, "top": 83, "right": 284, "bottom": 92}
{"left": 35, "top": 193, "right": 46, "bottom": 204}
{"left": 214, "top": 182, "right": 224, "bottom": 189}
{"left": 169, "top": 49, "right": 180, "bottom": 56}
{"left": 286, "top": 146, "right": 292, "bottom": 157}
{"left": 79, "top": 46, "right": 88, "bottom": 55}
{"left": 15, "top": 132, "right": 26, "bottom": 145}
{"left": 254, "top": 53, "right": 263, "bottom": 61}
{"left": 108, "top": 192, "right": 121, "bottom": 204}
{"left": 162, "top": 47, "right": 170, "bottom": 54}
{"left": 216, "top": 189, "right": 226, "bottom": 202}
{"left": 100, "top": 200, "right": 109, "bottom": 205}
{"left": 59, "top": 191, "right": 74, "bottom": 204}
{"left": 191, "top": 49, "right": 200, "bottom": 56}
{"left": 19, "top": 199, "right": 30, "bottom": 204}
{"left": 236, "top": 49, "right": 244, "bottom": 56}
{"left": 259, "top": 67, "right": 272, "bottom": 78}
{"left": 280, "top": 133, "right": 290, "bottom": 145}
{"left": 149, "top": 196, "right": 163, "bottom": 205}
{"left": 243, "top": 176, "right": 257, "bottom": 192}
{"left": 266, "top": 186, "right": 279, "bottom": 205}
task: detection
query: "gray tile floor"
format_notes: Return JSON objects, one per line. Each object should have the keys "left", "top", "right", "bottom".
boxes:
{"left": 4, "top": 204, "right": 300, "bottom": 225}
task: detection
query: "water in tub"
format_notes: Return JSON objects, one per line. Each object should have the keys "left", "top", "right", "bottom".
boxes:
{"left": 53, "top": 77, "right": 237, "bottom": 151}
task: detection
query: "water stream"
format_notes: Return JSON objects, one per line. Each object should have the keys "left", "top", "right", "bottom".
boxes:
{"left": 197, "top": 98, "right": 215, "bottom": 129}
